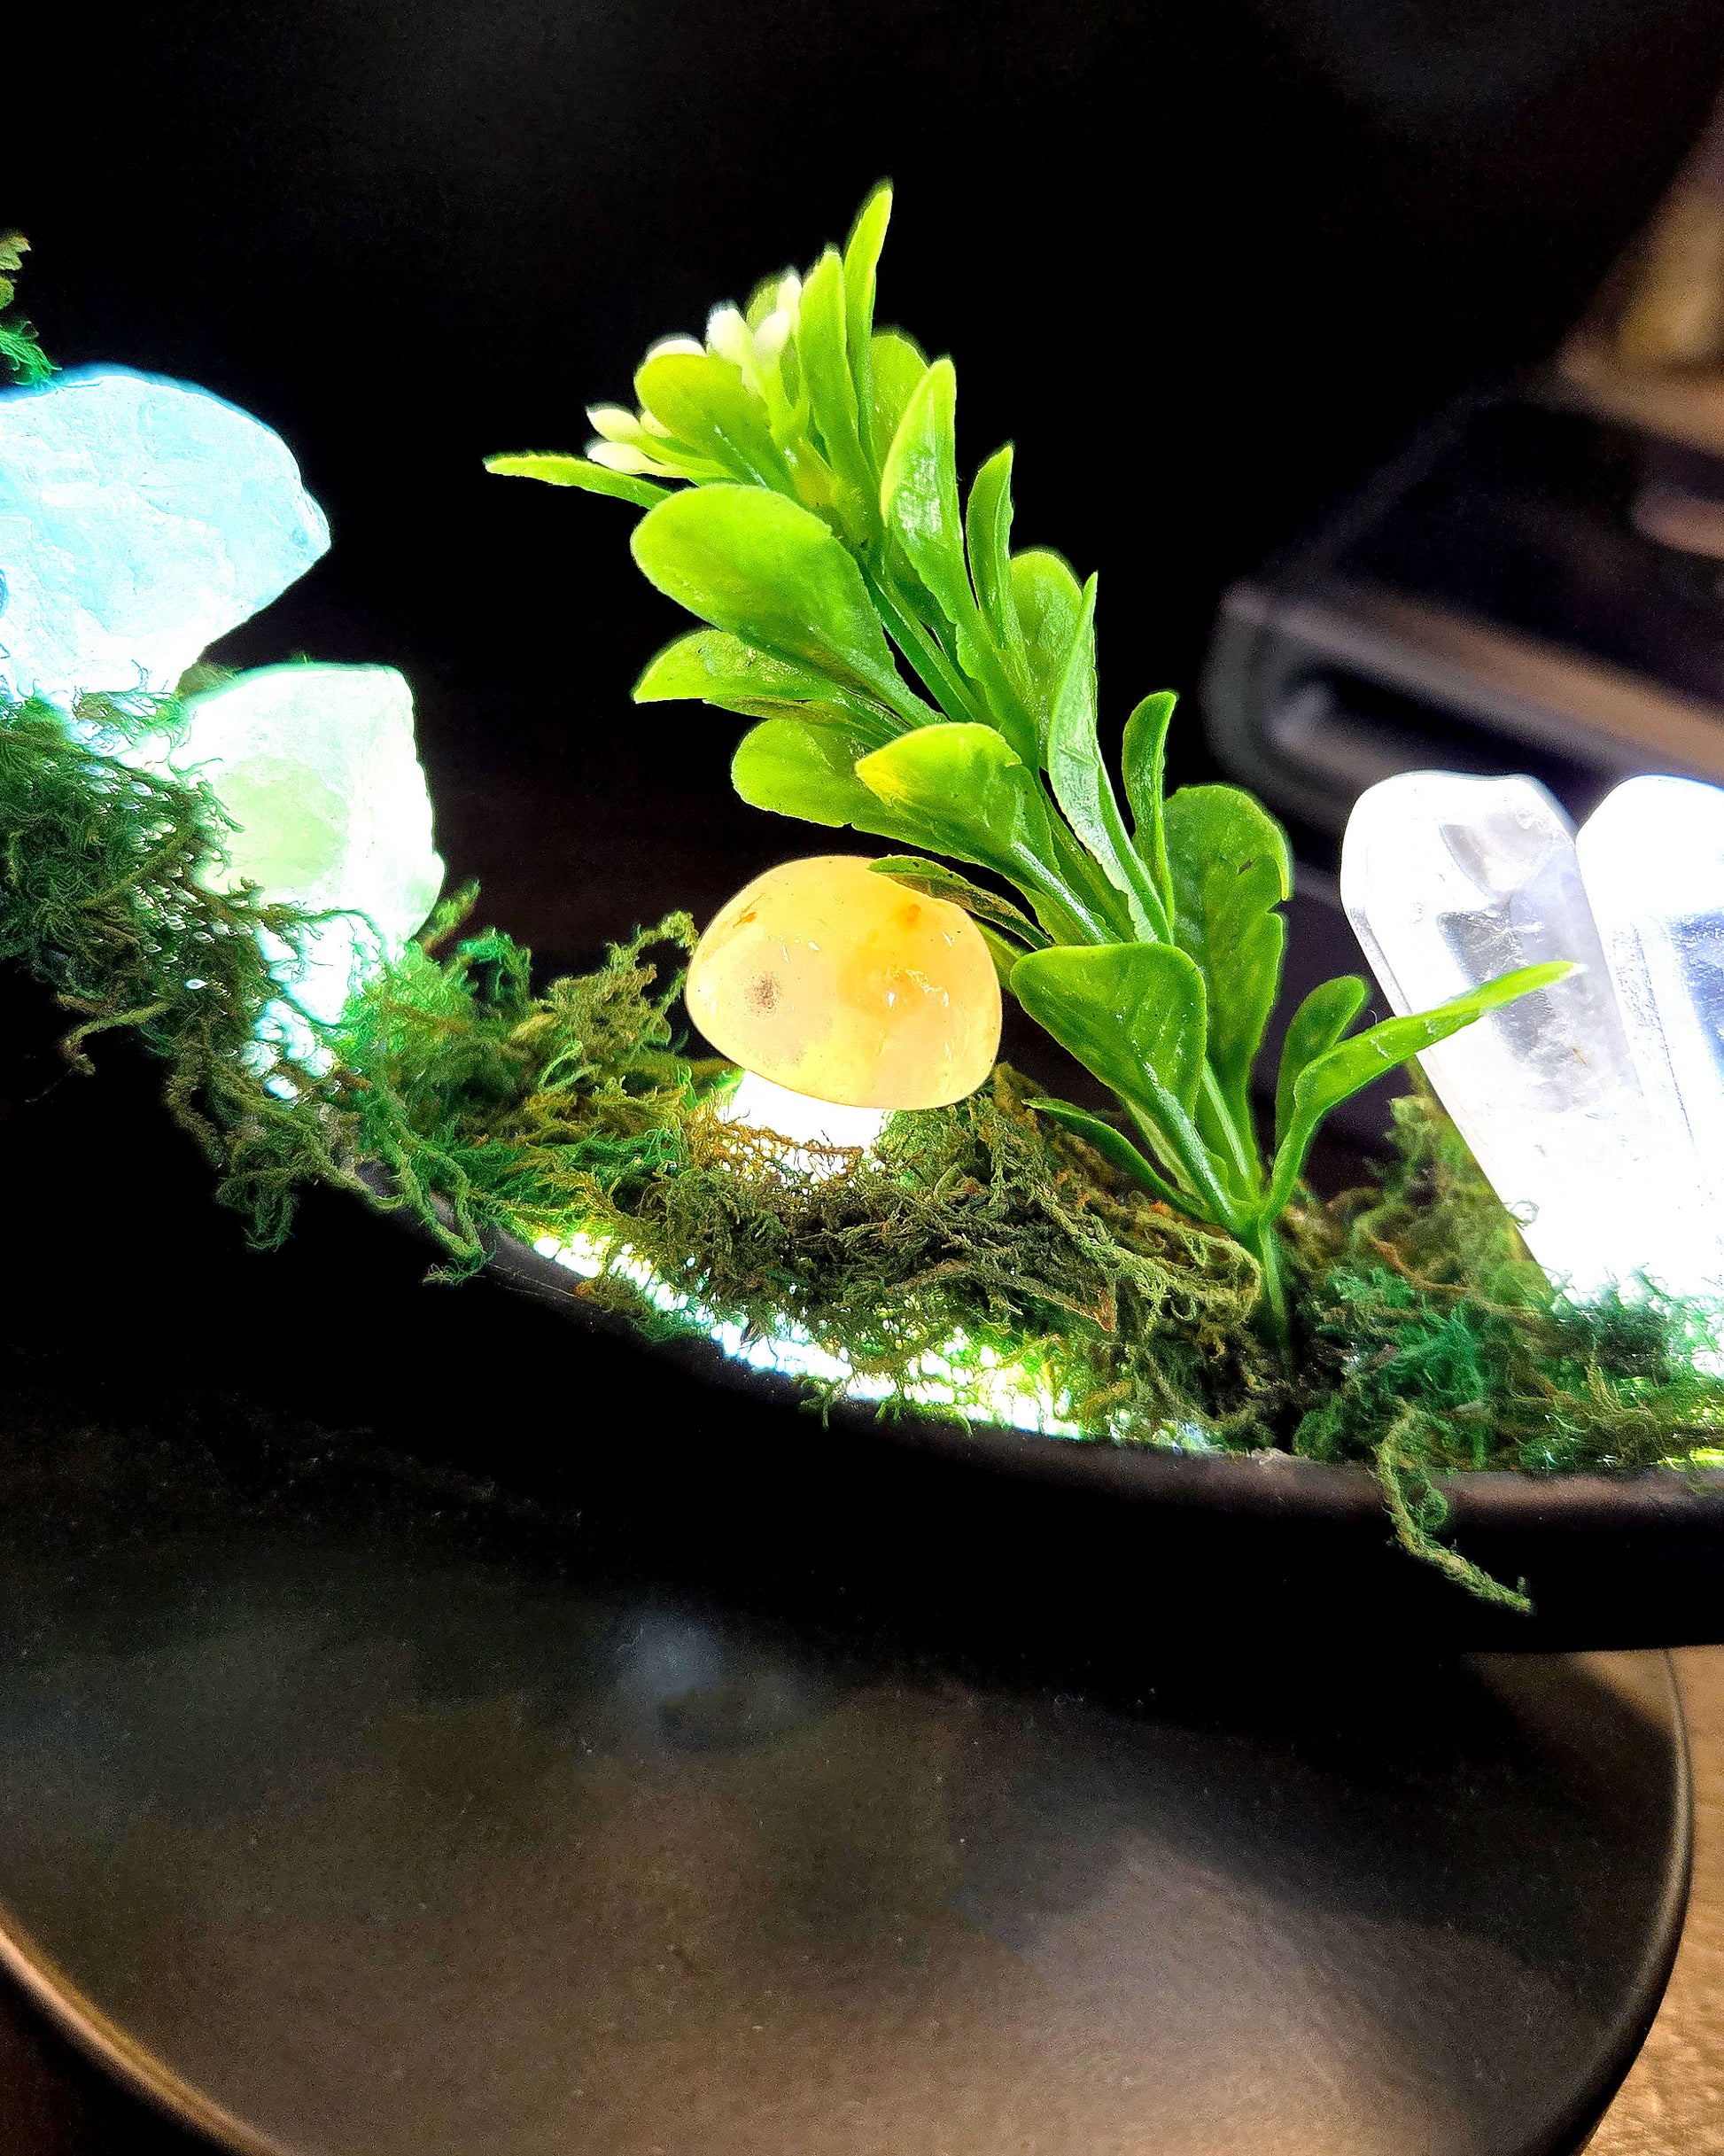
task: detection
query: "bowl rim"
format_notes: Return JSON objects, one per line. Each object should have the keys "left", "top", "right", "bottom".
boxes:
{"left": 481, "top": 1223, "right": 1724, "bottom": 1532}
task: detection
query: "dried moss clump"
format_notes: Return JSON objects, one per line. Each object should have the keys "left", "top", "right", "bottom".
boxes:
{"left": 332, "top": 897, "right": 1276, "bottom": 1440}
{"left": 330, "top": 905, "right": 717, "bottom": 1271}
{"left": 576, "top": 1064, "right": 1277, "bottom": 1442}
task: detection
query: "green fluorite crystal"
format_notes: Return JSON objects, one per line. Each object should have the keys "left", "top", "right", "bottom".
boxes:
{"left": 139, "top": 662, "right": 445, "bottom": 1031}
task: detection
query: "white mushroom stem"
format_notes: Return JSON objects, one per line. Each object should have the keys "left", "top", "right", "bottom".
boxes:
{"left": 719, "top": 1071, "right": 889, "bottom": 1174}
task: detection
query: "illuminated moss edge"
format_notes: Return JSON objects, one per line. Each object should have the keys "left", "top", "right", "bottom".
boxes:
{"left": 5, "top": 690, "right": 1724, "bottom": 1611}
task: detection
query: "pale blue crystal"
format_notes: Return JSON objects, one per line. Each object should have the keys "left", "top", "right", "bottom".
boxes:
{"left": 0, "top": 366, "right": 329, "bottom": 701}
{"left": 1341, "top": 770, "right": 1724, "bottom": 1300}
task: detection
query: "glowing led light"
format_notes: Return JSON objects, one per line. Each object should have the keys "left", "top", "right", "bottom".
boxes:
{"left": 0, "top": 366, "right": 328, "bottom": 701}
{"left": 685, "top": 854, "right": 1002, "bottom": 1110}
{"left": 527, "top": 1228, "right": 1082, "bottom": 1437}
{"left": 1341, "top": 769, "right": 1724, "bottom": 1302}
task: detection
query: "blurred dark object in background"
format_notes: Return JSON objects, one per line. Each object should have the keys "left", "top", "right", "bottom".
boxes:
{"left": 1563, "top": 81, "right": 1724, "bottom": 452}
{"left": 1203, "top": 391, "right": 1724, "bottom": 855}
{"left": 1207, "top": 75, "right": 1724, "bottom": 863}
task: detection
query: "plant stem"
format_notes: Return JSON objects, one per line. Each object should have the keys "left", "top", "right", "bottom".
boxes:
{"left": 866, "top": 569, "right": 993, "bottom": 731}
{"left": 1241, "top": 1215, "right": 1292, "bottom": 1365}
{"left": 1199, "top": 1064, "right": 1259, "bottom": 1190}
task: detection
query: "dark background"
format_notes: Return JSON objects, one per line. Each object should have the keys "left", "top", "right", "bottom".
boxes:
{"left": 12, "top": 0, "right": 1724, "bottom": 969}
{"left": 5, "top": 2, "right": 1724, "bottom": 2146}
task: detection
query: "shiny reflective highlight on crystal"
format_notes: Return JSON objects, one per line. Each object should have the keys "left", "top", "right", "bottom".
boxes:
{"left": 1580, "top": 776, "right": 1724, "bottom": 1218}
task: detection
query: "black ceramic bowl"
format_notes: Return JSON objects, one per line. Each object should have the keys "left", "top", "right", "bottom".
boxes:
{"left": 7, "top": 955, "right": 1722, "bottom": 1660}
{"left": 473, "top": 1218, "right": 1724, "bottom": 1654}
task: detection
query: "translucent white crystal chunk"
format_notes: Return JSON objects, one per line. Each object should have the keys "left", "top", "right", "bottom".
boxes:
{"left": 128, "top": 663, "right": 444, "bottom": 1036}
{"left": 1340, "top": 770, "right": 1718, "bottom": 1299}
{"left": 1578, "top": 775, "right": 1724, "bottom": 1218}
{"left": 0, "top": 366, "right": 329, "bottom": 701}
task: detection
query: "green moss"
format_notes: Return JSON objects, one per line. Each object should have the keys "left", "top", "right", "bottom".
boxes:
{"left": 571, "top": 1062, "right": 1276, "bottom": 1439}
{"left": 1285, "top": 1087, "right": 1724, "bottom": 1607}
{"left": 0, "top": 691, "right": 365, "bottom": 1243}
{"left": 4, "top": 691, "right": 1724, "bottom": 1609}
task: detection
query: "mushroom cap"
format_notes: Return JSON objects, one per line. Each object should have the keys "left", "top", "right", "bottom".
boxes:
{"left": 686, "top": 855, "right": 1003, "bottom": 1109}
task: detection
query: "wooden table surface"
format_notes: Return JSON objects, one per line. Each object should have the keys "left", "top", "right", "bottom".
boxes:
{"left": 1591, "top": 1646, "right": 1724, "bottom": 2152}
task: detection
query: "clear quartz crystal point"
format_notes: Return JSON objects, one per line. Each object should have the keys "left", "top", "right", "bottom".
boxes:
{"left": 0, "top": 366, "right": 330, "bottom": 701}
{"left": 1578, "top": 775, "right": 1724, "bottom": 1253}
{"left": 1340, "top": 770, "right": 1710, "bottom": 1299}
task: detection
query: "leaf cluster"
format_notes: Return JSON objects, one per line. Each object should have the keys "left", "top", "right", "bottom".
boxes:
{"left": 489, "top": 187, "right": 1565, "bottom": 1351}
{"left": 0, "top": 235, "right": 54, "bottom": 387}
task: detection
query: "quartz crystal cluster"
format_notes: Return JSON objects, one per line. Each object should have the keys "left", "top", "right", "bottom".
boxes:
{"left": 0, "top": 365, "right": 442, "bottom": 1046}
{"left": 1342, "top": 770, "right": 1724, "bottom": 1302}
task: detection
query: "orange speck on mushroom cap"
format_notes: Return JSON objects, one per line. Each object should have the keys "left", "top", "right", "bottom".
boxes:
{"left": 685, "top": 854, "right": 1003, "bottom": 1110}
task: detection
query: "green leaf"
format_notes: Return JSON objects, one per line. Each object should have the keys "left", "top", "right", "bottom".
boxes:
{"left": 966, "top": 447, "right": 1028, "bottom": 681}
{"left": 1012, "top": 942, "right": 1236, "bottom": 1224}
{"left": 1163, "top": 784, "right": 1293, "bottom": 1129}
{"left": 868, "top": 856, "right": 1050, "bottom": 946}
{"left": 1012, "top": 942, "right": 1207, "bottom": 1120}
{"left": 854, "top": 723, "right": 1057, "bottom": 886}
{"left": 745, "top": 270, "right": 794, "bottom": 329}
{"left": 732, "top": 717, "right": 924, "bottom": 844}
{"left": 796, "top": 248, "right": 874, "bottom": 527}
{"left": 1010, "top": 549, "right": 1083, "bottom": 743}
{"left": 1274, "top": 975, "right": 1368, "bottom": 1147}
{"left": 632, "top": 485, "right": 924, "bottom": 719}
{"left": 1265, "top": 961, "right": 1576, "bottom": 1218}
{"left": 1025, "top": 1099, "right": 1188, "bottom": 1210}
{"left": 1121, "top": 689, "right": 1176, "bottom": 918}
{"left": 633, "top": 352, "right": 795, "bottom": 492}
{"left": 880, "top": 359, "right": 976, "bottom": 637}
{"left": 880, "top": 411, "right": 1040, "bottom": 765}
{"left": 484, "top": 452, "right": 669, "bottom": 510}
{"left": 866, "top": 329, "right": 928, "bottom": 468}
{"left": 633, "top": 628, "right": 894, "bottom": 740}
{"left": 1044, "top": 579, "right": 1169, "bottom": 940}
{"left": 843, "top": 183, "right": 893, "bottom": 406}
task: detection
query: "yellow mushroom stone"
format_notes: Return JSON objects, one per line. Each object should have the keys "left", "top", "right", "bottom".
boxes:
{"left": 686, "top": 854, "right": 1003, "bottom": 1110}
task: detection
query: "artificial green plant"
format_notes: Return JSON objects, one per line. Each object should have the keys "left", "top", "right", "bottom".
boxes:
{"left": 0, "top": 235, "right": 54, "bottom": 387}
{"left": 486, "top": 186, "right": 1563, "bottom": 1351}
